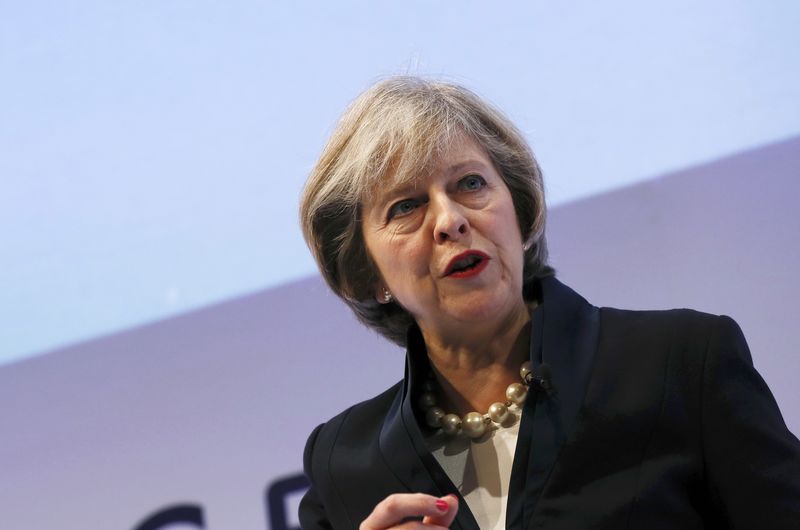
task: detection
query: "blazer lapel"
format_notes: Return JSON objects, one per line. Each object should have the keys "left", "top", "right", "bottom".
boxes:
{"left": 519, "top": 277, "right": 601, "bottom": 527}
{"left": 378, "top": 327, "right": 480, "bottom": 530}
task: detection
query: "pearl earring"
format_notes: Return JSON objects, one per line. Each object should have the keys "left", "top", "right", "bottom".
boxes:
{"left": 383, "top": 289, "right": 393, "bottom": 303}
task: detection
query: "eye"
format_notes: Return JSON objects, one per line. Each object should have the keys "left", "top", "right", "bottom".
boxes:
{"left": 387, "top": 198, "right": 421, "bottom": 220}
{"left": 458, "top": 174, "right": 486, "bottom": 191}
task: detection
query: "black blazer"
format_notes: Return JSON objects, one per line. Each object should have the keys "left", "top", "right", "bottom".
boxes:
{"left": 299, "top": 278, "right": 800, "bottom": 529}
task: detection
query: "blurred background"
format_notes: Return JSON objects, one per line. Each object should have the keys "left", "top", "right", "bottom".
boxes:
{"left": 1, "top": 2, "right": 799, "bottom": 529}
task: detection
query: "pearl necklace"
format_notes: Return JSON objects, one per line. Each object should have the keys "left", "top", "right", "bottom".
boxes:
{"left": 420, "top": 361, "right": 533, "bottom": 439}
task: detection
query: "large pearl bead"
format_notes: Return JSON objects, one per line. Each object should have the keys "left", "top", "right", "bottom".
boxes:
{"left": 506, "top": 382, "right": 528, "bottom": 405}
{"left": 520, "top": 361, "right": 533, "bottom": 383}
{"left": 441, "top": 413, "right": 462, "bottom": 435}
{"left": 425, "top": 406, "right": 445, "bottom": 428}
{"left": 462, "top": 412, "right": 486, "bottom": 438}
{"left": 488, "top": 402, "right": 509, "bottom": 424}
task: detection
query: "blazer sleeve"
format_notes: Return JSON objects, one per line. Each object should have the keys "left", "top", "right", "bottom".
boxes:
{"left": 702, "top": 315, "right": 800, "bottom": 527}
{"left": 298, "top": 423, "right": 333, "bottom": 530}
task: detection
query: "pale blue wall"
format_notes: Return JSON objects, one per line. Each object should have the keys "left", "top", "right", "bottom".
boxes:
{"left": 3, "top": 0, "right": 799, "bottom": 364}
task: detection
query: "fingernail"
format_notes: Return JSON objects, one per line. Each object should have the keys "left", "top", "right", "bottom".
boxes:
{"left": 435, "top": 499, "right": 448, "bottom": 511}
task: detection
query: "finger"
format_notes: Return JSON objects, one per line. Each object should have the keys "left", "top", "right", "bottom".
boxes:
{"left": 422, "top": 494, "right": 458, "bottom": 527}
{"left": 387, "top": 520, "right": 450, "bottom": 530}
{"left": 361, "top": 493, "right": 451, "bottom": 529}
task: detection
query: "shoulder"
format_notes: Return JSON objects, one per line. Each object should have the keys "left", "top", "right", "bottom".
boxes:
{"left": 599, "top": 305, "right": 723, "bottom": 331}
{"left": 590, "top": 307, "right": 744, "bottom": 400}
{"left": 303, "top": 380, "right": 403, "bottom": 467}
{"left": 572, "top": 307, "right": 747, "bottom": 447}
{"left": 597, "top": 306, "right": 735, "bottom": 356}
{"left": 585, "top": 308, "right": 759, "bottom": 427}
{"left": 542, "top": 277, "right": 732, "bottom": 353}
{"left": 300, "top": 381, "right": 405, "bottom": 528}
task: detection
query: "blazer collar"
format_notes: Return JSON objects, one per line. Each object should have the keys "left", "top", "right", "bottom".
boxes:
{"left": 378, "top": 325, "right": 480, "bottom": 530}
{"left": 516, "top": 276, "right": 600, "bottom": 527}
{"left": 378, "top": 276, "right": 600, "bottom": 530}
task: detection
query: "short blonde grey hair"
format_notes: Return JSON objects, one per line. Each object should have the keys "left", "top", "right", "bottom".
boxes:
{"left": 300, "top": 77, "right": 552, "bottom": 346}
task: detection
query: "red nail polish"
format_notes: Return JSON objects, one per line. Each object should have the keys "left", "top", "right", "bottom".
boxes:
{"left": 435, "top": 499, "right": 448, "bottom": 511}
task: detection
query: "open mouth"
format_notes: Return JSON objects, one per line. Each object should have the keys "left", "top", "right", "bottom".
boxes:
{"left": 444, "top": 250, "right": 490, "bottom": 278}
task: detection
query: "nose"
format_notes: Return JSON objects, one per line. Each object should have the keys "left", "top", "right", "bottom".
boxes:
{"left": 431, "top": 196, "right": 469, "bottom": 244}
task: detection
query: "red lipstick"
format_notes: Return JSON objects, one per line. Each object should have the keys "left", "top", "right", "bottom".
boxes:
{"left": 443, "top": 250, "right": 490, "bottom": 279}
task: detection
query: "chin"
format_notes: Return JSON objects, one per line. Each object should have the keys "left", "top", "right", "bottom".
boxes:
{"left": 450, "top": 295, "right": 516, "bottom": 323}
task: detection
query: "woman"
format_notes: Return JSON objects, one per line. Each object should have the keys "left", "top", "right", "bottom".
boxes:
{"left": 297, "top": 77, "right": 800, "bottom": 529}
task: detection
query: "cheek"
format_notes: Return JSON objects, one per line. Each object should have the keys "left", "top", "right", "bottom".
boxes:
{"left": 487, "top": 210, "right": 525, "bottom": 272}
{"left": 363, "top": 233, "right": 394, "bottom": 287}
{"left": 486, "top": 203, "right": 523, "bottom": 242}
{"left": 371, "top": 234, "right": 429, "bottom": 287}
{"left": 395, "top": 239, "right": 429, "bottom": 277}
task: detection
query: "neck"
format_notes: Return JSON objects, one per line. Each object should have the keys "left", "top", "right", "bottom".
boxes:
{"left": 419, "top": 302, "right": 533, "bottom": 416}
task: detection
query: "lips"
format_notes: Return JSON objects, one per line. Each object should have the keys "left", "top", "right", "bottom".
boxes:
{"left": 443, "top": 250, "right": 490, "bottom": 278}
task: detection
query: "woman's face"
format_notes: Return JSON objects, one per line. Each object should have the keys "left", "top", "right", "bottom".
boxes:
{"left": 362, "top": 135, "right": 528, "bottom": 341}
